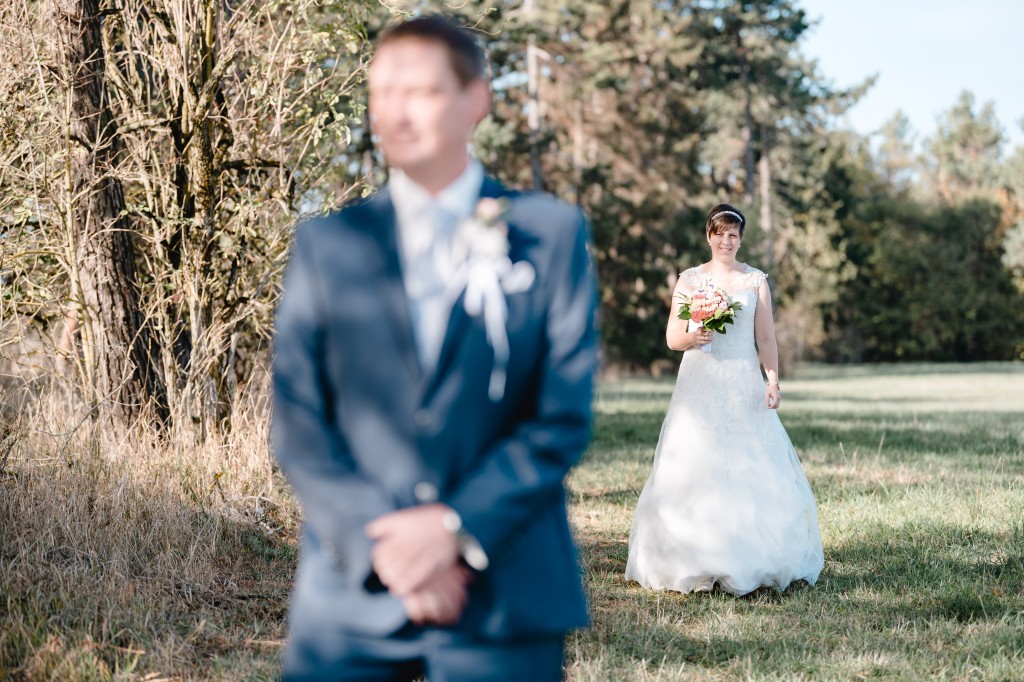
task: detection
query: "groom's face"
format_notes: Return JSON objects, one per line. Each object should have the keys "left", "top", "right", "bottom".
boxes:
{"left": 368, "top": 39, "right": 490, "bottom": 175}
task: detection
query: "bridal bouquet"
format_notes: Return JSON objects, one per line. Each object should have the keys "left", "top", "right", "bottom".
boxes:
{"left": 676, "top": 283, "right": 742, "bottom": 334}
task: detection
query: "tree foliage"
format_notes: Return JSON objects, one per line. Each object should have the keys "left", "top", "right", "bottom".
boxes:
{"left": 1, "top": 0, "right": 376, "bottom": 433}
{"left": 3, "top": 0, "right": 1023, "bottom": 436}
{"left": 821, "top": 99, "right": 1024, "bottom": 362}
{"left": 431, "top": 0, "right": 853, "bottom": 370}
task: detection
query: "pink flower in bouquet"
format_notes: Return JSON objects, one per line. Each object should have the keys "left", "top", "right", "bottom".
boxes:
{"left": 676, "top": 283, "right": 742, "bottom": 334}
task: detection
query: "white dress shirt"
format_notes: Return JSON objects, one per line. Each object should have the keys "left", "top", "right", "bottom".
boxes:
{"left": 389, "top": 160, "right": 484, "bottom": 373}
{"left": 388, "top": 161, "right": 491, "bottom": 571}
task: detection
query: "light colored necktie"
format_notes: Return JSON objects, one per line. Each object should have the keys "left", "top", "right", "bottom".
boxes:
{"left": 408, "top": 203, "right": 459, "bottom": 371}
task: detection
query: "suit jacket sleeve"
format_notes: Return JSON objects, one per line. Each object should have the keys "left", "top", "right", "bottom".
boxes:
{"left": 447, "top": 208, "right": 597, "bottom": 562}
{"left": 272, "top": 221, "right": 396, "bottom": 587}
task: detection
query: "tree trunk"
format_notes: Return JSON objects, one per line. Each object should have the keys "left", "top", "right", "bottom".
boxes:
{"left": 53, "top": 0, "right": 167, "bottom": 429}
{"left": 527, "top": 35, "right": 544, "bottom": 191}
{"left": 738, "top": 45, "right": 755, "bottom": 207}
{"left": 759, "top": 123, "right": 773, "bottom": 276}
{"left": 572, "top": 96, "right": 584, "bottom": 205}
{"left": 525, "top": 0, "right": 544, "bottom": 191}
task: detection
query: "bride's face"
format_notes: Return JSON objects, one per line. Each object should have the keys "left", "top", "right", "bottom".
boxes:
{"left": 708, "top": 225, "right": 742, "bottom": 261}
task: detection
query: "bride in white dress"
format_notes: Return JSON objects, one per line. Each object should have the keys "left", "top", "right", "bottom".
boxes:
{"left": 625, "top": 204, "right": 824, "bottom": 595}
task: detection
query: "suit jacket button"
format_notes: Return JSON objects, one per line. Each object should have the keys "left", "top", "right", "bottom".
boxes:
{"left": 414, "top": 482, "right": 439, "bottom": 503}
{"left": 414, "top": 409, "right": 431, "bottom": 428}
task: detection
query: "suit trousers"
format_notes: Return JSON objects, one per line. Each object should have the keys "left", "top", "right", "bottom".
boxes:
{"left": 282, "top": 624, "right": 564, "bottom": 682}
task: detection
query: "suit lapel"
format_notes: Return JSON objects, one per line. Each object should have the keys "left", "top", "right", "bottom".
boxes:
{"left": 426, "top": 177, "right": 517, "bottom": 400}
{"left": 366, "top": 189, "right": 423, "bottom": 381}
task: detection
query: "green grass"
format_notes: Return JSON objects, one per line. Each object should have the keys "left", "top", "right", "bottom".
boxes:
{"left": 566, "top": 362, "right": 1024, "bottom": 681}
{"left": 3, "top": 363, "right": 1023, "bottom": 680}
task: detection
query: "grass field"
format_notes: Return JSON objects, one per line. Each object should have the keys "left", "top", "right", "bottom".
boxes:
{"left": 2, "top": 363, "right": 1023, "bottom": 680}
{"left": 567, "top": 362, "right": 1024, "bottom": 681}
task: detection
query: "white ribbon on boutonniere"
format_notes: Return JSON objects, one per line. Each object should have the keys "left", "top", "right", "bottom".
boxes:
{"left": 445, "top": 197, "right": 535, "bottom": 401}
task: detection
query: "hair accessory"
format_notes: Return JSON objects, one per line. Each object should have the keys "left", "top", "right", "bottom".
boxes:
{"left": 710, "top": 210, "right": 744, "bottom": 224}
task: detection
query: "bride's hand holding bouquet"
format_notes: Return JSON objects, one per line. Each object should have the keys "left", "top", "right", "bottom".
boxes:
{"left": 676, "top": 283, "right": 742, "bottom": 349}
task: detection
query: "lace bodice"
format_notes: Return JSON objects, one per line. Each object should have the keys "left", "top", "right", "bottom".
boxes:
{"left": 676, "top": 263, "right": 767, "bottom": 298}
{"left": 676, "top": 263, "right": 766, "bottom": 362}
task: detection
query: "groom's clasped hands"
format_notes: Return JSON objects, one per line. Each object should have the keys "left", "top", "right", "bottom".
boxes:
{"left": 365, "top": 504, "right": 472, "bottom": 626}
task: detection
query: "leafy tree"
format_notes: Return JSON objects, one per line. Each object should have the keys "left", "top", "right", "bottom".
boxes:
{"left": 875, "top": 110, "right": 917, "bottom": 193}
{"left": 998, "top": 120, "right": 1024, "bottom": 291}
{"left": 460, "top": 0, "right": 855, "bottom": 369}
{"left": 822, "top": 127, "right": 1024, "bottom": 362}
{"left": 925, "top": 91, "right": 1005, "bottom": 203}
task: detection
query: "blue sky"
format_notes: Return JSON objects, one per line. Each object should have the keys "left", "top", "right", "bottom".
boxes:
{"left": 799, "top": 0, "right": 1024, "bottom": 150}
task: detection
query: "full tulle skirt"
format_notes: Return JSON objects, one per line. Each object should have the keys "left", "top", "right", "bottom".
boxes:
{"left": 625, "top": 303, "right": 823, "bottom": 595}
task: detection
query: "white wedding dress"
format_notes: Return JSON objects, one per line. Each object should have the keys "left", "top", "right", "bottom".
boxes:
{"left": 625, "top": 264, "right": 824, "bottom": 595}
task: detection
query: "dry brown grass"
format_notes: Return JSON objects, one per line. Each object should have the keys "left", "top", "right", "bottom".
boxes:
{"left": 1, "top": 377, "right": 298, "bottom": 681}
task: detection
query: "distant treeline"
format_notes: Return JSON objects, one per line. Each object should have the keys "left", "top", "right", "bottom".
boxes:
{"left": 2, "top": 0, "right": 1021, "bottom": 431}
{"left": 450, "top": 1, "right": 1024, "bottom": 368}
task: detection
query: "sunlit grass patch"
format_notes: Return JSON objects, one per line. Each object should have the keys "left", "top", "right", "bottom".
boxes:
{"left": 569, "top": 362, "right": 1024, "bottom": 680}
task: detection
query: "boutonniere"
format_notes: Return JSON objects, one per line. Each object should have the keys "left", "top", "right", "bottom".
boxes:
{"left": 447, "top": 198, "right": 536, "bottom": 401}
{"left": 460, "top": 197, "right": 510, "bottom": 259}
{"left": 455, "top": 198, "right": 536, "bottom": 293}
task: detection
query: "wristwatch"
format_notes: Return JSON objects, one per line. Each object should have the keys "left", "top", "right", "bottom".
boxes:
{"left": 442, "top": 509, "right": 489, "bottom": 571}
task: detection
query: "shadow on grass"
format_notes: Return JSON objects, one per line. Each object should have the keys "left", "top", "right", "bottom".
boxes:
{"left": 782, "top": 391, "right": 975, "bottom": 404}
{"left": 588, "top": 412, "right": 664, "bottom": 449}
{"left": 575, "top": 520, "right": 1024, "bottom": 674}
{"left": 792, "top": 362, "right": 1024, "bottom": 380}
{"left": 596, "top": 390, "right": 675, "bottom": 403}
{"left": 588, "top": 408, "right": 1024, "bottom": 470}
{"left": 572, "top": 488, "right": 641, "bottom": 506}
{"left": 821, "top": 521, "right": 1024, "bottom": 599}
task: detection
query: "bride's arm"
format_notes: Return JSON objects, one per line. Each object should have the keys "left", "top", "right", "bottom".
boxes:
{"left": 753, "top": 279, "right": 782, "bottom": 408}
{"left": 666, "top": 275, "right": 696, "bottom": 350}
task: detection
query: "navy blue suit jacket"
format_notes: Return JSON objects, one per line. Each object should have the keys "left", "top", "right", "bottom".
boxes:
{"left": 272, "top": 177, "right": 597, "bottom": 640}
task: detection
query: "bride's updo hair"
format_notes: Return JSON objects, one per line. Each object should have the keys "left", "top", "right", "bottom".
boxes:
{"left": 706, "top": 203, "right": 745, "bottom": 237}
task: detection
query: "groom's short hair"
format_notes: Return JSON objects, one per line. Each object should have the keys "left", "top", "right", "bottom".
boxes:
{"left": 377, "top": 15, "right": 487, "bottom": 87}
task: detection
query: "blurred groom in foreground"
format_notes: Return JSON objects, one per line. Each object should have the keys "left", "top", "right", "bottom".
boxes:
{"left": 272, "top": 14, "right": 598, "bottom": 681}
